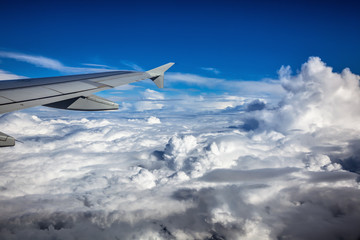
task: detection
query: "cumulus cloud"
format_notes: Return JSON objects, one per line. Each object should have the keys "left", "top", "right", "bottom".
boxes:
{"left": 134, "top": 89, "right": 165, "bottom": 111}
{"left": 0, "top": 57, "right": 360, "bottom": 239}
{"left": 147, "top": 116, "right": 161, "bottom": 124}
{"left": 267, "top": 57, "right": 360, "bottom": 133}
{"left": 142, "top": 89, "right": 165, "bottom": 100}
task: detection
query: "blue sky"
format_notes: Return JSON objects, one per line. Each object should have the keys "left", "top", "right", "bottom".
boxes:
{"left": 1, "top": 0, "right": 359, "bottom": 81}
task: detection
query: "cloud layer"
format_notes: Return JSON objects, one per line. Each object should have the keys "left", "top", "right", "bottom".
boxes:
{"left": 0, "top": 57, "right": 360, "bottom": 239}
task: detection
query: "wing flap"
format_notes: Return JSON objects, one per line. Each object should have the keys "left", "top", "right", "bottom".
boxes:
{"left": 0, "top": 86, "right": 60, "bottom": 102}
{"left": 0, "top": 96, "right": 12, "bottom": 104}
{"left": 44, "top": 94, "right": 119, "bottom": 111}
{"left": 0, "top": 87, "right": 108, "bottom": 114}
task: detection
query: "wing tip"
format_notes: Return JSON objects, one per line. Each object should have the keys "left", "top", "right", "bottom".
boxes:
{"left": 146, "top": 62, "right": 175, "bottom": 78}
{"left": 147, "top": 62, "right": 175, "bottom": 89}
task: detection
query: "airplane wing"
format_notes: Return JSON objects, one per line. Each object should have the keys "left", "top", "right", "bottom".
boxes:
{"left": 0, "top": 62, "right": 174, "bottom": 147}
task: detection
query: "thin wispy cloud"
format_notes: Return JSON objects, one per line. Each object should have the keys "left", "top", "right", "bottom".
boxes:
{"left": 0, "top": 51, "right": 115, "bottom": 74}
{"left": 167, "top": 72, "right": 224, "bottom": 87}
{"left": 201, "top": 67, "right": 220, "bottom": 74}
{"left": 166, "top": 72, "right": 285, "bottom": 102}
{"left": 121, "top": 60, "right": 144, "bottom": 71}
{"left": 0, "top": 69, "right": 24, "bottom": 80}
{"left": 81, "top": 63, "right": 112, "bottom": 68}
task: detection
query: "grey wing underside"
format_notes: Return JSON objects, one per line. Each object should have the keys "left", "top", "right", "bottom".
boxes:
{"left": 0, "top": 62, "right": 174, "bottom": 114}
{"left": 0, "top": 62, "right": 174, "bottom": 147}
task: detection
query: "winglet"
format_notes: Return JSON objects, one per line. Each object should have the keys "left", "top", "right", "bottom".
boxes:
{"left": 146, "top": 62, "right": 175, "bottom": 88}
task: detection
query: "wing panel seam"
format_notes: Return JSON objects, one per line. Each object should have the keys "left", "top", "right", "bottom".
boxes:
{"left": 0, "top": 86, "right": 110, "bottom": 107}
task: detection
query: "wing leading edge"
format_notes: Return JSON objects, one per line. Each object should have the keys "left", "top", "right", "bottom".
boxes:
{"left": 0, "top": 62, "right": 174, "bottom": 147}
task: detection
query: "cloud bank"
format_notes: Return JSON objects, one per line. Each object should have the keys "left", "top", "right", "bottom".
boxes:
{"left": 0, "top": 57, "right": 360, "bottom": 239}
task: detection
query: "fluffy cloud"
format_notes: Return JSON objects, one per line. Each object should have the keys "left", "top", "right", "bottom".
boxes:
{"left": 0, "top": 57, "right": 360, "bottom": 239}
{"left": 147, "top": 116, "right": 161, "bottom": 124}
{"left": 263, "top": 57, "right": 360, "bottom": 133}
{"left": 134, "top": 89, "right": 165, "bottom": 111}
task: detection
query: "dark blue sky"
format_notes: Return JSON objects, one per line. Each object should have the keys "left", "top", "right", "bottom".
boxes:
{"left": 0, "top": 0, "right": 359, "bottom": 80}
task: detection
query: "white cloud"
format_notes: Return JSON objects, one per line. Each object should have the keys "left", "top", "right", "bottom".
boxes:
{"left": 0, "top": 51, "right": 115, "bottom": 74}
{"left": 0, "top": 69, "right": 24, "bottom": 80}
{"left": 147, "top": 116, "right": 161, "bottom": 124}
{"left": 135, "top": 101, "right": 164, "bottom": 111}
{"left": 142, "top": 89, "right": 164, "bottom": 100}
{"left": 201, "top": 67, "right": 220, "bottom": 75}
{"left": 0, "top": 57, "right": 360, "bottom": 239}
{"left": 166, "top": 72, "right": 285, "bottom": 103}
{"left": 82, "top": 63, "right": 112, "bottom": 68}
{"left": 259, "top": 57, "right": 360, "bottom": 133}
{"left": 121, "top": 60, "right": 144, "bottom": 71}
{"left": 134, "top": 89, "right": 165, "bottom": 111}
{"left": 167, "top": 72, "right": 224, "bottom": 87}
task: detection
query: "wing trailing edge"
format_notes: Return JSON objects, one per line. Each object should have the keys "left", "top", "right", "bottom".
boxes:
{"left": 45, "top": 95, "right": 119, "bottom": 111}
